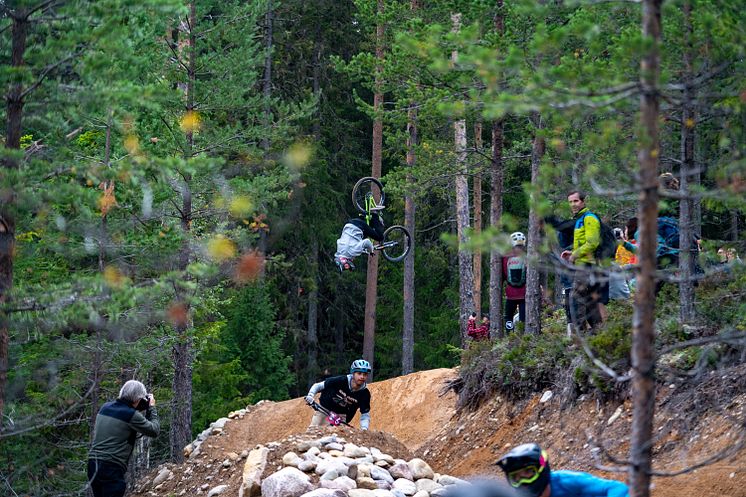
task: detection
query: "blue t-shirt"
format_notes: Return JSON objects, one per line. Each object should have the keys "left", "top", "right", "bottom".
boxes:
{"left": 550, "top": 470, "right": 629, "bottom": 497}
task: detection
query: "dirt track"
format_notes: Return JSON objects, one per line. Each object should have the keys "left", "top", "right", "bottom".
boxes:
{"left": 141, "top": 368, "right": 746, "bottom": 497}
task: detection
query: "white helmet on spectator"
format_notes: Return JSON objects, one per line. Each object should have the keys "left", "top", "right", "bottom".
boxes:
{"left": 510, "top": 232, "right": 526, "bottom": 247}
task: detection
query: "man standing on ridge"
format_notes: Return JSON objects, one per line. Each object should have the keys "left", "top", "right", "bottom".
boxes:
{"left": 561, "top": 190, "right": 604, "bottom": 333}
{"left": 305, "top": 359, "right": 372, "bottom": 430}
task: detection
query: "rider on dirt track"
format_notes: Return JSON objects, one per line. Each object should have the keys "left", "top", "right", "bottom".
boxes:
{"left": 496, "top": 443, "right": 629, "bottom": 497}
{"left": 305, "top": 359, "right": 372, "bottom": 430}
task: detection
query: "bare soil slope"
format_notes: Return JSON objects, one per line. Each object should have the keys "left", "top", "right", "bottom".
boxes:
{"left": 140, "top": 368, "right": 746, "bottom": 497}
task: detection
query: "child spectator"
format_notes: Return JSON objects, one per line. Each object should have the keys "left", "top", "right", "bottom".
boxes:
{"left": 467, "top": 313, "right": 490, "bottom": 340}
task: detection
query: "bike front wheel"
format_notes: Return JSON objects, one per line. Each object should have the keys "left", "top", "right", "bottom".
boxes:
{"left": 380, "top": 225, "right": 412, "bottom": 262}
{"left": 352, "top": 177, "right": 385, "bottom": 214}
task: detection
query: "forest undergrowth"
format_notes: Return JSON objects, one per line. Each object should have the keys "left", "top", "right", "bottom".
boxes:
{"left": 454, "top": 266, "right": 746, "bottom": 416}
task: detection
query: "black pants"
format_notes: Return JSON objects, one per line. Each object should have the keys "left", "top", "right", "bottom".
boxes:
{"left": 350, "top": 214, "right": 385, "bottom": 242}
{"left": 88, "top": 459, "right": 126, "bottom": 497}
{"left": 505, "top": 299, "right": 525, "bottom": 325}
{"left": 569, "top": 265, "right": 603, "bottom": 332}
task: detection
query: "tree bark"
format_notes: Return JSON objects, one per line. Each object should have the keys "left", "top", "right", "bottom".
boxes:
{"left": 473, "top": 121, "right": 483, "bottom": 317}
{"left": 363, "top": 0, "right": 385, "bottom": 377}
{"left": 0, "top": 9, "right": 29, "bottom": 429}
{"left": 170, "top": 2, "right": 197, "bottom": 463}
{"left": 402, "top": 103, "right": 417, "bottom": 375}
{"left": 307, "top": 238, "right": 319, "bottom": 388}
{"left": 452, "top": 13, "right": 475, "bottom": 348}
{"left": 489, "top": 1, "right": 505, "bottom": 336}
{"left": 678, "top": 0, "right": 696, "bottom": 324}
{"left": 261, "top": 0, "right": 274, "bottom": 155}
{"left": 524, "top": 112, "right": 544, "bottom": 335}
{"left": 630, "top": 1, "right": 662, "bottom": 496}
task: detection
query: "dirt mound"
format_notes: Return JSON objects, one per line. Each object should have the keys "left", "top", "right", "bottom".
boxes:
{"left": 137, "top": 368, "right": 746, "bottom": 497}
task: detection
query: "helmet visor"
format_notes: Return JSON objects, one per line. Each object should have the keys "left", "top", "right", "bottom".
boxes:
{"left": 506, "top": 465, "right": 544, "bottom": 488}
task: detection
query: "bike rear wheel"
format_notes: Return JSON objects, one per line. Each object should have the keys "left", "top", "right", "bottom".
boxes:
{"left": 352, "top": 177, "right": 385, "bottom": 214}
{"left": 381, "top": 225, "right": 412, "bottom": 262}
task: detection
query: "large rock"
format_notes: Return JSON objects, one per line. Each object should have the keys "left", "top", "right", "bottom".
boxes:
{"left": 357, "top": 477, "right": 379, "bottom": 490}
{"left": 207, "top": 484, "right": 228, "bottom": 497}
{"left": 392, "top": 478, "right": 418, "bottom": 496}
{"left": 388, "top": 462, "right": 413, "bottom": 480}
{"left": 407, "top": 459, "right": 435, "bottom": 480}
{"left": 283, "top": 452, "right": 304, "bottom": 467}
{"left": 437, "top": 475, "right": 467, "bottom": 486}
{"left": 239, "top": 445, "right": 269, "bottom": 497}
{"left": 415, "top": 478, "right": 443, "bottom": 493}
{"left": 261, "top": 467, "right": 314, "bottom": 497}
{"left": 413, "top": 492, "right": 429, "bottom": 497}
{"left": 344, "top": 443, "right": 370, "bottom": 458}
{"left": 349, "top": 490, "right": 378, "bottom": 497}
{"left": 315, "top": 458, "right": 349, "bottom": 477}
{"left": 370, "top": 465, "right": 394, "bottom": 483}
{"left": 152, "top": 468, "right": 171, "bottom": 487}
{"left": 300, "top": 490, "right": 347, "bottom": 497}
{"left": 320, "top": 476, "right": 357, "bottom": 491}
{"left": 372, "top": 490, "right": 397, "bottom": 497}
{"left": 298, "top": 460, "right": 318, "bottom": 472}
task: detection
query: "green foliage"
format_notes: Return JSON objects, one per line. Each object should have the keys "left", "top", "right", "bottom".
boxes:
{"left": 222, "top": 284, "right": 293, "bottom": 404}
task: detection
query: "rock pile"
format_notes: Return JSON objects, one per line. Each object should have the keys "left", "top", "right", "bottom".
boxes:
{"left": 247, "top": 434, "right": 469, "bottom": 497}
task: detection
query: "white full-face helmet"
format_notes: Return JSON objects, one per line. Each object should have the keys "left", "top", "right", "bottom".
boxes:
{"left": 510, "top": 232, "right": 526, "bottom": 247}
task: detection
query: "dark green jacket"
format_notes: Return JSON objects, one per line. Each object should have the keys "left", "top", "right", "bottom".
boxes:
{"left": 88, "top": 399, "right": 159, "bottom": 470}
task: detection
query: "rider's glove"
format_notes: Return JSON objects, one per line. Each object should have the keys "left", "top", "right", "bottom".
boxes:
{"left": 305, "top": 395, "right": 314, "bottom": 405}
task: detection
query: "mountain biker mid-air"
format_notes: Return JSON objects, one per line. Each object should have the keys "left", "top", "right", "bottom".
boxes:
{"left": 305, "top": 359, "right": 372, "bottom": 430}
{"left": 334, "top": 202, "right": 386, "bottom": 272}
{"left": 497, "top": 444, "right": 629, "bottom": 497}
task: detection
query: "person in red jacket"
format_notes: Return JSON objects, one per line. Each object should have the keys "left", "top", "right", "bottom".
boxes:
{"left": 503, "top": 232, "right": 527, "bottom": 331}
{"left": 467, "top": 313, "right": 490, "bottom": 340}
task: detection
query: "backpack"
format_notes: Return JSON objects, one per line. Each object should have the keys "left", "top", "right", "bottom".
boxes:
{"left": 581, "top": 212, "right": 617, "bottom": 262}
{"left": 658, "top": 216, "right": 680, "bottom": 250}
{"left": 506, "top": 254, "right": 526, "bottom": 287}
{"left": 596, "top": 221, "right": 618, "bottom": 262}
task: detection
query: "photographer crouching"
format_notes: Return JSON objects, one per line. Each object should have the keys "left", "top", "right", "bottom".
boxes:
{"left": 87, "top": 380, "right": 160, "bottom": 497}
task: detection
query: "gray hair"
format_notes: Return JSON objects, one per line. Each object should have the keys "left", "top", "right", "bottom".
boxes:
{"left": 119, "top": 380, "right": 147, "bottom": 403}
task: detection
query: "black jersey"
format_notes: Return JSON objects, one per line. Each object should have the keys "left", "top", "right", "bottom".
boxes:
{"left": 318, "top": 374, "right": 371, "bottom": 422}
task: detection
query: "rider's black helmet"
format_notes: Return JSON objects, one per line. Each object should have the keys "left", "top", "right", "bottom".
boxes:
{"left": 495, "top": 443, "right": 551, "bottom": 497}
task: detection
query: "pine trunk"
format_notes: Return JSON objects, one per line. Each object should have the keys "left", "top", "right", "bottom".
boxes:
{"left": 524, "top": 112, "right": 544, "bottom": 335}
{"left": 489, "top": 1, "right": 505, "bottom": 336}
{"left": 170, "top": 2, "right": 197, "bottom": 463}
{"left": 307, "top": 238, "right": 319, "bottom": 388}
{"left": 261, "top": 0, "right": 274, "bottom": 155}
{"left": 0, "top": 10, "right": 29, "bottom": 428}
{"left": 630, "top": 1, "right": 662, "bottom": 495}
{"left": 402, "top": 103, "right": 417, "bottom": 375}
{"left": 678, "top": 0, "right": 696, "bottom": 324}
{"left": 473, "top": 121, "right": 483, "bottom": 317}
{"left": 363, "top": 0, "right": 385, "bottom": 377}
{"left": 452, "top": 13, "right": 475, "bottom": 347}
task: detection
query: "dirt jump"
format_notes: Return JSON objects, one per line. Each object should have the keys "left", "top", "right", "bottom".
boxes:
{"left": 138, "top": 368, "right": 746, "bottom": 497}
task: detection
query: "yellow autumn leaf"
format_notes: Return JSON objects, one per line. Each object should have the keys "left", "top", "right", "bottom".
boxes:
{"left": 284, "top": 142, "right": 312, "bottom": 169}
{"left": 103, "top": 266, "right": 125, "bottom": 288}
{"left": 685, "top": 118, "right": 696, "bottom": 129}
{"left": 229, "top": 196, "right": 253, "bottom": 218}
{"left": 180, "top": 111, "right": 201, "bottom": 133}
{"left": 124, "top": 135, "right": 140, "bottom": 154}
{"left": 207, "top": 236, "right": 237, "bottom": 262}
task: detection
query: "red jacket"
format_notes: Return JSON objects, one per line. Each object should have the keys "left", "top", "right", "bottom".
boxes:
{"left": 467, "top": 319, "right": 490, "bottom": 340}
